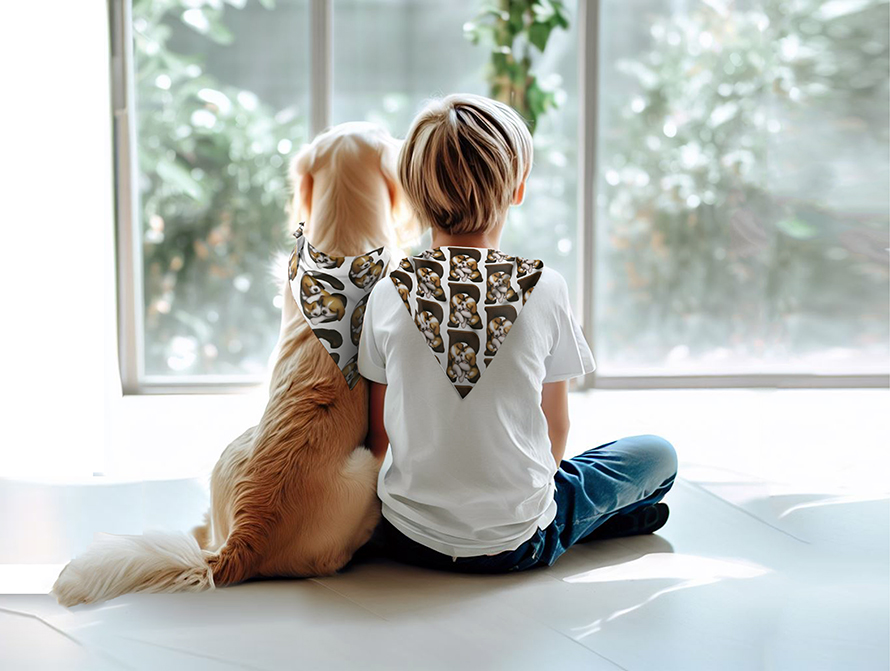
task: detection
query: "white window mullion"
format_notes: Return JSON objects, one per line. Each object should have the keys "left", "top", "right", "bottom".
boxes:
{"left": 110, "top": 0, "right": 144, "bottom": 395}
{"left": 310, "top": 0, "right": 333, "bottom": 137}
{"left": 577, "top": 0, "right": 599, "bottom": 390}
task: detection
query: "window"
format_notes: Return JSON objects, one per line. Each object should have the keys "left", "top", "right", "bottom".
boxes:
{"left": 594, "top": 0, "right": 889, "bottom": 376}
{"left": 116, "top": 0, "right": 888, "bottom": 391}
{"left": 129, "top": 0, "right": 310, "bottom": 381}
{"left": 332, "top": 0, "right": 579, "bottom": 299}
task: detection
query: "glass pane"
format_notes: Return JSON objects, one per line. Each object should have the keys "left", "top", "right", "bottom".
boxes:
{"left": 133, "top": 0, "right": 310, "bottom": 377}
{"left": 333, "top": 0, "right": 579, "bottom": 306}
{"left": 596, "top": 0, "right": 890, "bottom": 374}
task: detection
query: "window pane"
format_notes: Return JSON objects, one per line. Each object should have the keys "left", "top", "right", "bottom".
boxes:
{"left": 133, "top": 0, "right": 310, "bottom": 377}
{"left": 333, "top": 0, "right": 579, "bottom": 305}
{"left": 595, "top": 0, "right": 890, "bottom": 375}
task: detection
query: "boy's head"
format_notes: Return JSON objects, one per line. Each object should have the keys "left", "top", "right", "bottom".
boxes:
{"left": 399, "top": 94, "right": 533, "bottom": 236}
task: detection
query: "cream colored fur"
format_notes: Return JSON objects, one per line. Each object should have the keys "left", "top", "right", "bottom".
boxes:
{"left": 53, "top": 122, "right": 414, "bottom": 607}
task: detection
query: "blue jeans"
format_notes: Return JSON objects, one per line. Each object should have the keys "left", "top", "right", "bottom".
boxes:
{"left": 366, "top": 435, "right": 678, "bottom": 574}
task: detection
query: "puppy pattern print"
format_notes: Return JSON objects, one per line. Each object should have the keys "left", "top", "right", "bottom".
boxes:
{"left": 288, "top": 223, "right": 390, "bottom": 389}
{"left": 391, "top": 247, "right": 544, "bottom": 398}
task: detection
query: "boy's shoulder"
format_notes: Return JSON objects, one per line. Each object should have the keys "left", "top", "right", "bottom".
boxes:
{"left": 520, "top": 265, "right": 571, "bottom": 319}
{"left": 532, "top": 264, "right": 567, "bottom": 291}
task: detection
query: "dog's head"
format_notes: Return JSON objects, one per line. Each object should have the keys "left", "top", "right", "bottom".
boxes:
{"left": 286, "top": 122, "right": 420, "bottom": 256}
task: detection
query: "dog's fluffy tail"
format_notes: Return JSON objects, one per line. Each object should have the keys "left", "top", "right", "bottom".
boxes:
{"left": 52, "top": 531, "right": 215, "bottom": 607}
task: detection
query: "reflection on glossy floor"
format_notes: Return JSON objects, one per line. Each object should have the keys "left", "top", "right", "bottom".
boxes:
{"left": 1, "top": 390, "right": 888, "bottom": 670}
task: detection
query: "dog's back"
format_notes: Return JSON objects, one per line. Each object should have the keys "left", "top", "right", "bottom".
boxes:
{"left": 208, "top": 282, "right": 379, "bottom": 580}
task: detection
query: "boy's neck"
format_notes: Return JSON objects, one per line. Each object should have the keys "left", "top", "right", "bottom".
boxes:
{"left": 431, "top": 228, "right": 502, "bottom": 250}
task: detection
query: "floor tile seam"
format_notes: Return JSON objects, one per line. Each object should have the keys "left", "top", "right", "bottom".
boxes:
{"left": 678, "top": 479, "right": 811, "bottom": 545}
{"left": 0, "top": 605, "right": 136, "bottom": 670}
{"left": 307, "top": 577, "right": 393, "bottom": 621}
{"left": 494, "top": 594, "right": 633, "bottom": 671}
{"left": 114, "top": 634, "right": 264, "bottom": 671}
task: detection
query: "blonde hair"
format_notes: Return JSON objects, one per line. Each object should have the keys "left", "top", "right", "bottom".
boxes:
{"left": 288, "top": 122, "right": 418, "bottom": 255}
{"left": 399, "top": 94, "right": 533, "bottom": 236}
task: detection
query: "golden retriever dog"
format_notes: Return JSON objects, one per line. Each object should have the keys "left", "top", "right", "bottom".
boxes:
{"left": 53, "top": 122, "right": 414, "bottom": 606}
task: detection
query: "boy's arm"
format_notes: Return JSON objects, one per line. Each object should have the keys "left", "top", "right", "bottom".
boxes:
{"left": 541, "top": 381, "right": 570, "bottom": 466}
{"left": 365, "top": 381, "right": 390, "bottom": 462}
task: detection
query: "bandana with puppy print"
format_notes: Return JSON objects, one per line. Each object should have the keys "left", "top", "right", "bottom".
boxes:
{"left": 390, "top": 246, "right": 544, "bottom": 398}
{"left": 288, "top": 223, "right": 390, "bottom": 389}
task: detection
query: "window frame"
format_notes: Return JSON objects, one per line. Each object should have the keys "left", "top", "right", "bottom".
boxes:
{"left": 111, "top": 0, "right": 888, "bottom": 394}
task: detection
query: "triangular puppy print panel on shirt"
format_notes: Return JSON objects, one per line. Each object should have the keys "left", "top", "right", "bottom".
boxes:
{"left": 390, "top": 246, "right": 544, "bottom": 399}
{"left": 288, "top": 223, "right": 390, "bottom": 389}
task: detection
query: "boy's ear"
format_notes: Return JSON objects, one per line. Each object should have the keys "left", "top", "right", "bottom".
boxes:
{"left": 513, "top": 178, "right": 527, "bottom": 206}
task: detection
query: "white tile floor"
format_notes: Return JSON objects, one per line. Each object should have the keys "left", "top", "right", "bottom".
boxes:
{"left": 1, "top": 389, "right": 887, "bottom": 670}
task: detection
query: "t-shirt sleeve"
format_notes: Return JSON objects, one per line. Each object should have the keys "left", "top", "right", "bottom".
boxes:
{"left": 357, "top": 282, "right": 388, "bottom": 384}
{"left": 542, "top": 272, "right": 596, "bottom": 383}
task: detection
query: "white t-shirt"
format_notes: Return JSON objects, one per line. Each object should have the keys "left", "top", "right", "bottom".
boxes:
{"left": 358, "top": 255, "right": 595, "bottom": 557}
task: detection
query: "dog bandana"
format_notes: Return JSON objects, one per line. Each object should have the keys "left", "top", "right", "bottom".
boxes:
{"left": 288, "top": 223, "right": 390, "bottom": 389}
{"left": 390, "top": 246, "right": 544, "bottom": 398}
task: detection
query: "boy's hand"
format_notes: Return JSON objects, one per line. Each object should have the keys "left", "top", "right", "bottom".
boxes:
{"left": 366, "top": 382, "right": 390, "bottom": 461}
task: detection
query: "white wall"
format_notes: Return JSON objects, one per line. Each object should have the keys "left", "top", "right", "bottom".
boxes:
{"left": 0, "top": 2, "right": 117, "bottom": 477}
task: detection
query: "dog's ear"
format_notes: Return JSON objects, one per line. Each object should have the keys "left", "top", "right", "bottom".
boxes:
{"left": 287, "top": 144, "right": 315, "bottom": 231}
{"left": 299, "top": 172, "right": 314, "bottom": 218}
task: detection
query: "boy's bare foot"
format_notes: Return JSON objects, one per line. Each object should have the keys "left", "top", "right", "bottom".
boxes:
{"left": 577, "top": 502, "right": 669, "bottom": 542}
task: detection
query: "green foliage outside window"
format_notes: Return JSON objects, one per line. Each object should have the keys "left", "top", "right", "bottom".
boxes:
{"left": 134, "top": 0, "right": 301, "bottom": 375}
{"left": 463, "top": 0, "right": 570, "bottom": 134}
{"left": 595, "top": 0, "right": 889, "bottom": 366}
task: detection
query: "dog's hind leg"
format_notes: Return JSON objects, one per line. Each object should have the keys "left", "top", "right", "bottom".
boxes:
{"left": 206, "top": 530, "right": 261, "bottom": 586}
{"left": 207, "top": 499, "right": 279, "bottom": 586}
{"left": 206, "top": 425, "right": 260, "bottom": 552}
{"left": 206, "top": 460, "right": 294, "bottom": 586}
